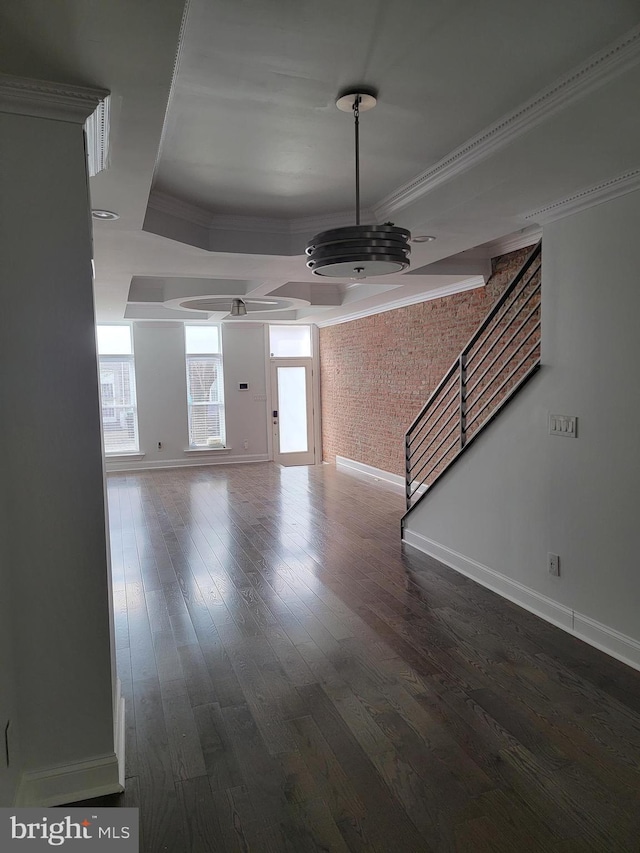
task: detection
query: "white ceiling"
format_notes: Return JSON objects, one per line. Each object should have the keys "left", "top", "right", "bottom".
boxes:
{"left": 2, "top": 1, "right": 640, "bottom": 324}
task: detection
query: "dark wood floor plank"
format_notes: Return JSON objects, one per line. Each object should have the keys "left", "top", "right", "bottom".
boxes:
{"left": 159, "top": 677, "right": 207, "bottom": 781}
{"left": 146, "top": 587, "right": 173, "bottom": 635}
{"left": 176, "top": 776, "right": 225, "bottom": 853}
{"left": 288, "top": 714, "right": 367, "bottom": 824}
{"left": 210, "top": 785, "right": 257, "bottom": 853}
{"left": 474, "top": 788, "right": 560, "bottom": 851}
{"left": 220, "top": 703, "right": 298, "bottom": 828}
{"left": 98, "top": 463, "right": 640, "bottom": 852}
{"left": 177, "top": 642, "right": 217, "bottom": 708}
{"left": 113, "top": 585, "right": 130, "bottom": 651}
{"left": 468, "top": 687, "right": 571, "bottom": 772}
{"left": 264, "top": 625, "right": 318, "bottom": 687}
{"left": 132, "top": 676, "right": 185, "bottom": 851}
{"left": 153, "top": 630, "right": 184, "bottom": 684}
{"left": 245, "top": 796, "right": 352, "bottom": 853}
{"left": 194, "top": 702, "right": 244, "bottom": 791}
{"left": 298, "top": 682, "right": 434, "bottom": 852}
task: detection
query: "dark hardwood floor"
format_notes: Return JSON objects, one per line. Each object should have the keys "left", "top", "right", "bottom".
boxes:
{"left": 87, "top": 462, "right": 640, "bottom": 851}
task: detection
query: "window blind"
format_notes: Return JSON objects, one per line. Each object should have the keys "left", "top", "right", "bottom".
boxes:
{"left": 96, "top": 325, "right": 140, "bottom": 455}
{"left": 186, "top": 354, "right": 225, "bottom": 446}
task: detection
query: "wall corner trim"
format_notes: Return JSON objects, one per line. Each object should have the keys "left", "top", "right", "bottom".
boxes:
{"left": 15, "top": 753, "right": 123, "bottom": 808}
{"left": 403, "top": 530, "right": 640, "bottom": 673}
{"left": 0, "top": 73, "right": 109, "bottom": 123}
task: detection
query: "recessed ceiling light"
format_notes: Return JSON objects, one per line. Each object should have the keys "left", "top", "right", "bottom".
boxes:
{"left": 92, "top": 209, "right": 119, "bottom": 220}
{"left": 412, "top": 235, "right": 436, "bottom": 243}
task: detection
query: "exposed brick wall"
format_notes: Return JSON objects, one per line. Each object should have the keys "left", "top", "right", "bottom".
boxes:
{"left": 319, "top": 246, "right": 536, "bottom": 477}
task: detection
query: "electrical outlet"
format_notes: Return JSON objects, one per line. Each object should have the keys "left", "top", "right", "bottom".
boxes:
{"left": 243, "top": 440, "right": 249, "bottom": 450}
{"left": 157, "top": 441, "right": 163, "bottom": 451}
{"left": 548, "top": 553, "right": 560, "bottom": 577}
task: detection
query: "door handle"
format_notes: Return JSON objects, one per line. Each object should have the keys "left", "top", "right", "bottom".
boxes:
{"left": 272, "top": 410, "right": 278, "bottom": 418}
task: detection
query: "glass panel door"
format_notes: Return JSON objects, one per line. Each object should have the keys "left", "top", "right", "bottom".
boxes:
{"left": 270, "top": 359, "right": 315, "bottom": 465}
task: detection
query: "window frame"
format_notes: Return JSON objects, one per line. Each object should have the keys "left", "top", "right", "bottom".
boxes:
{"left": 269, "top": 324, "right": 312, "bottom": 358}
{"left": 184, "top": 324, "right": 226, "bottom": 449}
{"left": 96, "top": 324, "right": 140, "bottom": 456}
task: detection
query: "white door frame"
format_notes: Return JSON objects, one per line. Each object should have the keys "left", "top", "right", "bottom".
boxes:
{"left": 270, "top": 358, "right": 316, "bottom": 466}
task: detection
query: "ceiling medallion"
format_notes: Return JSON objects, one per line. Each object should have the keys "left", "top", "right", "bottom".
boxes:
{"left": 306, "top": 90, "right": 411, "bottom": 278}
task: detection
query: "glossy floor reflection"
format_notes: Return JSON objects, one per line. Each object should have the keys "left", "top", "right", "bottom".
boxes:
{"left": 103, "top": 463, "right": 640, "bottom": 851}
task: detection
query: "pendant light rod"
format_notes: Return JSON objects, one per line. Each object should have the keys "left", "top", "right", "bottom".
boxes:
{"left": 353, "top": 95, "right": 361, "bottom": 226}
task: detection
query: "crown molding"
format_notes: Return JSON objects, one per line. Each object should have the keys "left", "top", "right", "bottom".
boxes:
{"left": 151, "top": 0, "right": 193, "bottom": 178}
{"left": 148, "top": 189, "right": 376, "bottom": 238}
{"left": 374, "top": 24, "right": 640, "bottom": 217}
{"left": 0, "top": 74, "right": 109, "bottom": 123}
{"left": 85, "top": 95, "right": 110, "bottom": 176}
{"left": 148, "top": 191, "right": 294, "bottom": 233}
{"left": 316, "top": 276, "right": 485, "bottom": 327}
{"left": 475, "top": 227, "right": 542, "bottom": 257}
{"left": 147, "top": 190, "right": 213, "bottom": 228}
{"left": 523, "top": 169, "right": 640, "bottom": 224}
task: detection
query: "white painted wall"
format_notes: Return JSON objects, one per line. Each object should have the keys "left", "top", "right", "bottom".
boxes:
{"left": 404, "top": 190, "right": 640, "bottom": 661}
{"left": 221, "top": 323, "right": 270, "bottom": 458}
{"left": 133, "top": 322, "right": 191, "bottom": 462}
{"left": 0, "top": 111, "right": 118, "bottom": 803}
{"left": 112, "top": 322, "right": 270, "bottom": 470}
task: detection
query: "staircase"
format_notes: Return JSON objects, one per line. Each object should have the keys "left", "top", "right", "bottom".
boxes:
{"left": 403, "top": 241, "right": 542, "bottom": 526}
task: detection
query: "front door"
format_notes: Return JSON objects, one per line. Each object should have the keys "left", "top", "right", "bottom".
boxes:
{"left": 270, "top": 359, "right": 315, "bottom": 466}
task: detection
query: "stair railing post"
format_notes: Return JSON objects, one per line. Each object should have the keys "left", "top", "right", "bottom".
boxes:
{"left": 405, "top": 436, "right": 412, "bottom": 509}
{"left": 459, "top": 353, "right": 467, "bottom": 449}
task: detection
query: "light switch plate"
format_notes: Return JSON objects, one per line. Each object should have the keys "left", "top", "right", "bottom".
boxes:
{"left": 549, "top": 413, "right": 577, "bottom": 437}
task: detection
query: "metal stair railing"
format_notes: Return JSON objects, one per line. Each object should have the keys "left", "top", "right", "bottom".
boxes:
{"left": 404, "top": 241, "right": 542, "bottom": 517}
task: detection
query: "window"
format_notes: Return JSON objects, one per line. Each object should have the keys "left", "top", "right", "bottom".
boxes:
{"left": 269, "top": 325, "right": 312, "bottom": 357}
{"left": 96, "top": 325, "right": 139, "bottom": 454}
{"left": 185, "top": 325, "right": 226, "bottom": 448}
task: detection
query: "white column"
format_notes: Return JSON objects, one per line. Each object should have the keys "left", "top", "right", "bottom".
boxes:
{"left": 0, "top": 75, "right": 123, "bottom": 806}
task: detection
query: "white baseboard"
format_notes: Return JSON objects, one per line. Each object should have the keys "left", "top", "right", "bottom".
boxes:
{"left": 403, "top": 530, "right": 640, "bottom": 672}
{"left": 15, "top": 753, "right": 124, "bottom": 807}
{"left": 573, "top": 613, "right": 640, "bottom": 672}
{"left": 335, "top": 456, "right": 405, "bottom": 495}
{"left": 106, "top": 453, "right": 270, "bottom": 473}
{"left": 113, "top": 678, "right": 126, "bottom": 791}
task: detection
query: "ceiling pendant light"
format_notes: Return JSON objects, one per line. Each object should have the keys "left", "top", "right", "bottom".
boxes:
{"left": 306, "top": 90, "right": 411, "bottom": 278}
{"left": 230, "top": 298, "right": 247, "bottom": 316}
